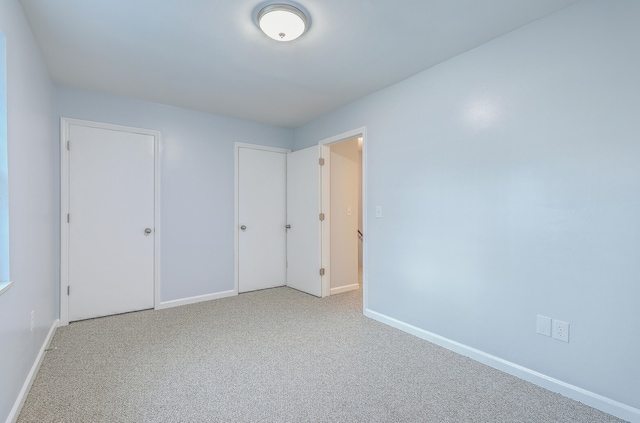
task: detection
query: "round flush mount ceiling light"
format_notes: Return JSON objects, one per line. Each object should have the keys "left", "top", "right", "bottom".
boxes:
{"left": 257, "top": 4, "right": 308, "bottom": 42}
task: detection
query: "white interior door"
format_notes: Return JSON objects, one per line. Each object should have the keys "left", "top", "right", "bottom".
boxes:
{"left": 238, "top": 147, "right": 287, "bottom": 293}
{"left": 68, "top": 124, "right": 155, "bottom": 322}
{"left": 286, "top": 146, "right": 322, "bottom": 297}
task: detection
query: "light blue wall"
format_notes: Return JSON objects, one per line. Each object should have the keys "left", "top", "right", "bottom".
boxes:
{"left": 55, "top": 87, "right": 294, "bottom": 302}
{"left": 0, "top": 0, "right": 57, "bottom": 421}
{"left": 295, "top": 0, "right": 640, "bottom": 414}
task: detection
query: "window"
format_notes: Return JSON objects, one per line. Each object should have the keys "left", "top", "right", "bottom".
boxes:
{"left": 0, "top": 30, "right": 10, "bottom": 295}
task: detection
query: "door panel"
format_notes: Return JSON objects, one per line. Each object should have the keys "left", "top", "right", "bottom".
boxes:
{"left": 286, "top": 146, "right": 322, "bottom": 297}
{"left": 68, "top": 125, "right": 155, "bottom": 322}
{"left": 238, "top": 147, "right": 287, "bottom": 293}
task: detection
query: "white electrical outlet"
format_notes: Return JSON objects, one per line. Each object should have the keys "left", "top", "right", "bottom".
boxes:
{"left": 552, "top": 319, "right": 570, "bottom": 343}
{"left": 536, "top": 315, "right": 552, "bottom": 336}
{"left": 31, "top": 310, "right": 35, "bottom": 331}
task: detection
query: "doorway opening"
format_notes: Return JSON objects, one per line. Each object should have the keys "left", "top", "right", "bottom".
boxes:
{"left": 323, "top": 137, "right": 363, "bottom": 295}
{"left": 319, "top": 127, "right": 366, "bottom": 308}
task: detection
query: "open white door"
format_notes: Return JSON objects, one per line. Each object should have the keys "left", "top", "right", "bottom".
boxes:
{"left": 286, "top": 145, "right": 323, "bottom": 297}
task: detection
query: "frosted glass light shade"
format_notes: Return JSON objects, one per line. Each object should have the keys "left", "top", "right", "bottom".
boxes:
{"left": 258, "top": 4, "right": 307, "bottom": 42}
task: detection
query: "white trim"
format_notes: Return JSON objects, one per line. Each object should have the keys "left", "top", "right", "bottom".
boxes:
{"left": 0, "top": 280, "right": 12, "bottom": 296}
{"left": 317, "top": 127, "right": 367, "bottom": 306}
{"left": 234, "top": 142, "right": 290, "bottom": 154}
{"left": 318, "top": 128, "right": 367, "bottom": 147}
{"left": 364, "top": 308, "right": 640, "bottom": 423}
{"left": 157, "top": 290, "right": 237, "bottom": 310}
{"left": 329, "top": 283, "right": 360, "bottom": 295}
{"left": 6, "top": 319, "right": 59, "bottom": 423}
{"left": 234, "top": 142, "right": 291, "bottom": 296}
{"left": 361, "top": 130, "right": 368, "bottom": 312}
{"left": 153, "top": 126, "right": 163, "bottom": 311}
{"left": 319, "top": 145, "right": 330, "bottom": 297}
{"left": 60, "top": 118, "right": 162, "bottom": 326}
{"left": 60, "top": 118, "right": 69, "bottom": 325}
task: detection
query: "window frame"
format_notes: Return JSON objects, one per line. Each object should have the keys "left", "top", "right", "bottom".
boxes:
{"left": 0, "top": 30, "right": 10, "bottom": 296}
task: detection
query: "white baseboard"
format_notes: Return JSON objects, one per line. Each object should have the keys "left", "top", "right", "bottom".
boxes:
{"left": 330, "top": 283, "right": 360, "bottom": 295}
{"left": 364, "top": 309, "right": 640, "bottom": 423}
{"left": 156, "top": 289, "right": 237, "bottom": 310}
{"left": 7, "top": 319, "right": 59, "bottom": 423}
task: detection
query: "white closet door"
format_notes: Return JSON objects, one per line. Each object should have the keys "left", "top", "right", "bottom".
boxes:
{"left": 238, "top": 147, "right": 287, "bottom": 293}
{"left": 68, "top": 124, "right": 155, "bottom": 322}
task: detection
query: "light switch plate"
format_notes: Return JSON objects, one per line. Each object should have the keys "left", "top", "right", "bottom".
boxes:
{"left": 536, "top": 315, "right": 552, "bottom": 336}
{"left": 347, "top": 207, "right": 352, "bottom": 216}
{"left": 375, "top": 206, "right": 383, "bottom": 218}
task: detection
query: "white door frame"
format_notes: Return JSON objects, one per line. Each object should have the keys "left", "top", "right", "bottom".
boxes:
{"left": 60, "top": 118, "right": 162, "bottom": 326}
{"left": 234, "top": 142, "right": 291, "bottom": 295}
{"left": 318, "top": 127, "right": 367, "bottom": 309}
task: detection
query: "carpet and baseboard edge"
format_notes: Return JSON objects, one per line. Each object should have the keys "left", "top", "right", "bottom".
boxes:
{"left": 156, "top": 289, "right": 237, "bottom": 310}
{"left": 6, "top": 319, "right": 59, "bottom": 423}
{"left": 364, "top": 309, "right": 639, "bottom": 423}
{"left": 9, "top": 306, "right": 635, "bottom": 422}
{"left": 330, "top": 283, "right": 360, "bottom": 295}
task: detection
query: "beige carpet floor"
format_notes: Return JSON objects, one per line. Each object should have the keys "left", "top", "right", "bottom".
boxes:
{"left": 18, "top": 287, "right": 626, "bottom": 422}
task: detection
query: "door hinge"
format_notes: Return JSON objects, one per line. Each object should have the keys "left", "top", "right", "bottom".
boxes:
{"left": 67, "top": 213, "right": 70, "bottom": 223}
{"left": 67, "top": 286, "right": 70, "bottom": 296}
{"left": 67, "top": 141, "right": 70, "bottom": 151}
{"left": 319, "top": 268, "right": 325, "bottom": 276}
{"left": 319, "top": 213, "right": 325, "bottom": 221}
{"left": 319, "top": 158, "right": 325, "bottom": 166}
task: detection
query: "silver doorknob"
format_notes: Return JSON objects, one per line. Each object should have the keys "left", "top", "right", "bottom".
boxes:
{"left": 240, "top": 225, "right": 247, "bottom": 231}
{"left": 144, "top": 228, "right": 152, "bottom": 235}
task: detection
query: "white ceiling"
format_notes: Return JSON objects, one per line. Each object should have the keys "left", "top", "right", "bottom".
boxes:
{"left": 20, "top": 0, "right": 580, "bottom": 128}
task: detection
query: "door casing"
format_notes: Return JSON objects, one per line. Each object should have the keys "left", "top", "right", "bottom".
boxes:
{"left": 60, "top": 118, "right": 162, "bottom": 326}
